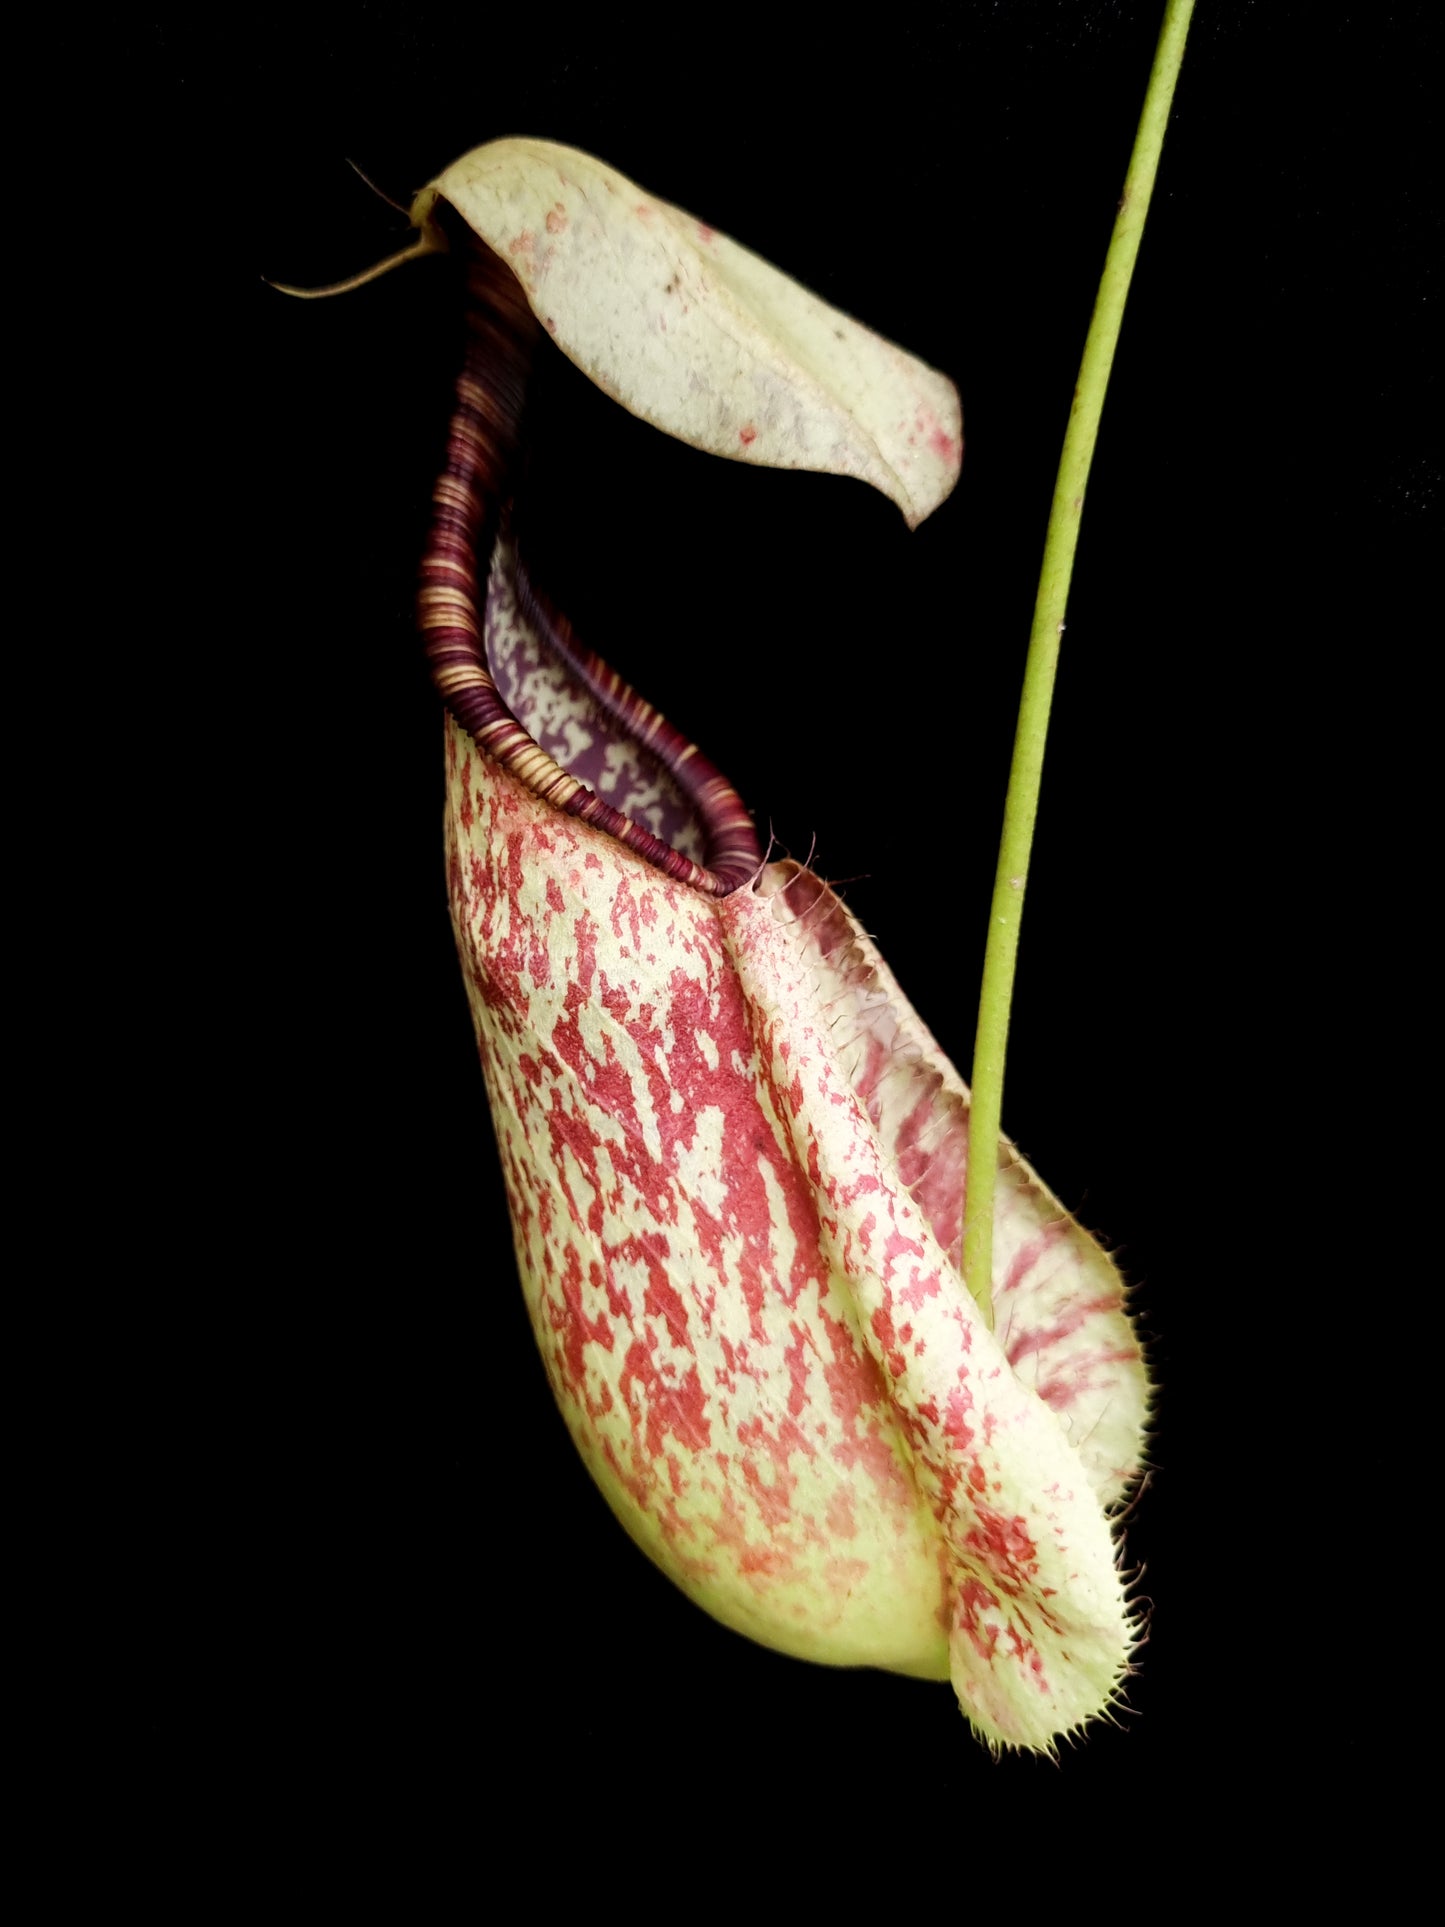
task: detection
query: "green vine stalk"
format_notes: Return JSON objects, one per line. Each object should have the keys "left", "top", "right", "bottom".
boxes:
{"left": 962, "top": 0, "right": 1196, "bottom": 1325}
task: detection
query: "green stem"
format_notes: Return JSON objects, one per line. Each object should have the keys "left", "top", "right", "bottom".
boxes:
{"left": 961, "top": 0, "right": 1195, "bottom": 1327}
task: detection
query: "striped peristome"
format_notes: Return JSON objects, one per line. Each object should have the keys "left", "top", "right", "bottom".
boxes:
{"left": 419, "top": 243, "right": 759, "bottom": 897}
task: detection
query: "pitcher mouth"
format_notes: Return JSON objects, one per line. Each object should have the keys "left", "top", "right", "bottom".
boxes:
{"left": 418, "top": 238, "right": 762, "bottom": 896}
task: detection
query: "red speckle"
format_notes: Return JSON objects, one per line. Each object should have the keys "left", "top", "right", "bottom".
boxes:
{"left": 825, "top": 1484, "right": 857, "bottom": 1539}
{"left": 696, "top": 222, "right": 716, "bottom": 244}
{"left": 1006, "top": 1292, "right": 1119, "bottom": 1367}
{"left": 882, "top": 1227, "right": 925, "bottom": 1280}
{"left": 546, "top": 205, "right": 568, "bottom": 234}
{"left": 783, "top": 1323, "right": 810, "bottom": 1418}
{"left": 870, "top": 1304, "right": 908, "bottom": 1381}
{"left": 966, "top": 1501, "right": 1039, "bottom": 1594}
{"left": 998, "top": 1222, "right": 1067, "bottom": 1297}
{"left": 956, "top": 1577, "right": 1001, "bottom": 1662}
{"left": 739, "top": 423, "right": 758, "bottom": 447}
{"left": 915, "top": 403, "right": 960, "bottom": 465}
{"left": 943, "top": 1386, "right": 975, "bottom": 1454}
{"left": 550, "top": 1246, "right": 616, "bottom": 1411}
{"left": 620, "top": 1331, "right": 712, "bottom": 1459}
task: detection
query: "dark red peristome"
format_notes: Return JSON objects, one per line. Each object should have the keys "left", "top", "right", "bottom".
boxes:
{"left": 417, "top": 239, "right": 760, "bottom": 896}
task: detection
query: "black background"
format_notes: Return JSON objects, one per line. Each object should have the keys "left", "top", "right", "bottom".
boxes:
{"left": 111, "top": 1, "right": 1433, "bottom": 1852}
